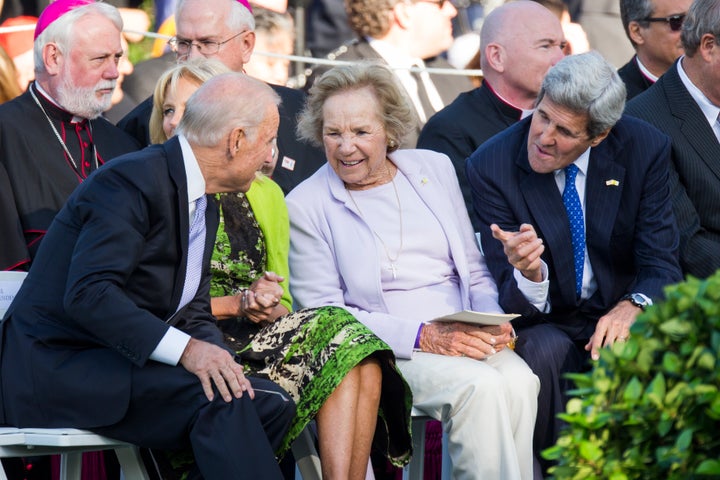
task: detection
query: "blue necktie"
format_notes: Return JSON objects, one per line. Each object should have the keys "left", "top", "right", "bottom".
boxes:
{"left": 562, "top": 165, "right": 584, "bottom": 298}
{"left": 178, "top": 195, "right": 207, "bottom": 311}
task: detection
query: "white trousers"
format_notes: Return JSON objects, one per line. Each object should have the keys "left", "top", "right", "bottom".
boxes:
{"left": 398, "top": 349, "right": 539, "bottom": 480}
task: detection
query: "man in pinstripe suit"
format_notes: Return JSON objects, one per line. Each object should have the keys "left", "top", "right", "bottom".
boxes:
{"left": 466, "top": 52, "right": 682, "bottom": 473}
{"left": 626, "top": 0, "right": 720, "bottom": 279}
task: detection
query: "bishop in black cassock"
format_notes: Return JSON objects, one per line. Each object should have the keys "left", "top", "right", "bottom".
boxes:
{"left": 0, "top": 83, "right": 140, "bottom": 271}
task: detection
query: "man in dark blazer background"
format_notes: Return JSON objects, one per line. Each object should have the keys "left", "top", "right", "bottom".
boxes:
{"left": 0, "top": 73, "right": 295, "bottom": 479}
{"left": 467, "top": 52, "right": 682, "bottom": 473}
{"left": 417, "top": 1, "right": 565, "bottom": 231}
{"left": 617, "top": 0, "right": 690, "bottom": 100}
{"left": 118, "top": 0, "right": 325, "bottom": 195}
{"left": 626, "top": 0, "right": 720, "bottom": 278}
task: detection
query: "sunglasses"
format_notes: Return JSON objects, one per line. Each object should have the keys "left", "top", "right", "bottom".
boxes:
{"left": 643, "top": 13, "right": 686, "bottom": 32}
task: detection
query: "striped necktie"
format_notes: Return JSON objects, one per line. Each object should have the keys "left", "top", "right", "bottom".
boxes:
{"left": 178, "top": 195, "right": 207, "bottom": 311}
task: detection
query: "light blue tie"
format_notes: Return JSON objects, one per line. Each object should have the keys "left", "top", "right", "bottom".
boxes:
{"left": 178, "top": 195, "right": 207, "bottom": 311}
{"left": 562, "top": 165, "right": 584, "bottom": 298}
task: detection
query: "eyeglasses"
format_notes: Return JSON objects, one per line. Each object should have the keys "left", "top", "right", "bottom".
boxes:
{"left": 642, "top": 14, "right": 686, "bottom": 32}
{"left": 168, "top": 30, "right": 246, "bottom": 57}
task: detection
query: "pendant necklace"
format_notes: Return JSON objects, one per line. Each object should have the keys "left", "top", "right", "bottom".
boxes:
{"left": 346, "top": 164, "right": 404, "bottom": 279}
{"left": 30, "top": 84, "right": 98, "bottom": 177}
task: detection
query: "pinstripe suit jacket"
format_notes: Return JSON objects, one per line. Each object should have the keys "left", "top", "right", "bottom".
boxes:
{"left": 466, "top": 115, "right": 682, "bottom": 338}
{"left": 625, "top": 61, "right": 720, "bottom": 278}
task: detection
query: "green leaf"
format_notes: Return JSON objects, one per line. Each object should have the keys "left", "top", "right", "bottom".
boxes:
{"left": 697, "top": 350, "right": 716, "bottom": 371}
{"left": 579, "top": 440, "right": 603, "bottom": 462}
{"left": 646, "top": 373, "right": 667, "bottom": 407}
{"left": 659, "top": 318, "right": 692, "bottom": 339}
{"left": 662, "top": 351, "right": 682, "bottom": 374}
{"left": 623, "top": 376, "right": 643, "bottom": 402}
{"left": 696, "top": 459, "right": 720, "bottom": 475}
{"left": 676, "top": 428, "right": 693, "bottom": 451}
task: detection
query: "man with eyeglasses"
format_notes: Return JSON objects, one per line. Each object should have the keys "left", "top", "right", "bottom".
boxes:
{"left": 118, "top": 0, "right": 325, "bottom": 194}
{"left": 305, "top": 0, "right": 473, "bottom": 147}
{"left": 618, "top": 0, "right": 691, "bottom": 100}
{"left": 626, "top": 0, "right": 720, "bottom": 279}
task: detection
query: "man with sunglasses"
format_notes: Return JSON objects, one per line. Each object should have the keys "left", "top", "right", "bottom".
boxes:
{"left": 626, "top": 0, "right": 720, "bottom": 279}
{"left": 619, "top": 0, "right": 690, "bottom": 100}
{"left": 118, "top": 0, "right": 325, "bottom": 194}
{"left": 304, "top": 0, "right": 472, "bottom": 147}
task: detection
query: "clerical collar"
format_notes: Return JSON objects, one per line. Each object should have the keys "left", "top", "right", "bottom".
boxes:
{"left": 33, "top": 81, "right": 87, "bottom": 123}
{"left": 484, "top": 80, "right": 534, "bottom": 119}
{"left": 635, "top": 56, "right": 659, "bottom": 83}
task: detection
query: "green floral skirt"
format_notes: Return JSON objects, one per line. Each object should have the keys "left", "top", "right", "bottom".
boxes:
{"left": 228, "top": 305, "right": 413, "bottom": 466}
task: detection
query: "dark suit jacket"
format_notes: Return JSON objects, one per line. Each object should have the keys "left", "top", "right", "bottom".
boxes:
{"left": 417, "top": 80, "right": 522, "bottom": 231}
{"left": 117, "top": 85, "right": 325, "bottom": 195}
{"left": 618, "top": 56, "right": 654, "bottom": 100}
{"left": 0, "top": 137, "right": 225, "bottom": 428}
{"left": 305, "top": 38, "right": 473, "bottom": 147}
{"left": 466, "top": 116, "right": 682, "bottom": 338}
{"left": 626, "top": 61, "right": 720, "bottom": 278}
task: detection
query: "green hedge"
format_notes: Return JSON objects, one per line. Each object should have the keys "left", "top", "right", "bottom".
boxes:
{"left": 544, "top": 273, "right": 720, "bottom": 479}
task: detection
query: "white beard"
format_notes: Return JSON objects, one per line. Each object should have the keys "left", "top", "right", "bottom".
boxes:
{"left": 55, "top": 75, "right": 116, "bottom": 120}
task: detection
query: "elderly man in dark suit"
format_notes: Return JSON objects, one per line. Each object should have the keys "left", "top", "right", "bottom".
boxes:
{"left": 118, "top": 0, "right": 324, "bottom": 194}
{"left": 417, "top": 1, "right": 565, "bottom": 231}
{"left": 618, "top": 0, "right": 690, "bottom": 100}
{"left": 0, "top": 73, "right": 295, "bottom": 479}
{"left": 467, "top": 52, "right": 682, "bottom": 473}
{"left": 626, "top": 0, "right": 720, "bottom": 278}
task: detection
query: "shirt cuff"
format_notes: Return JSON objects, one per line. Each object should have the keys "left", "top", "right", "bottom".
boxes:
{"left": 514, "top": 260, "right": 550, "bottom": 312}
{"left": 413, "top": 324, "right": 424, "bottom": 351}
{"left": 149, "top": 327, "right": 191, "bottom": 366}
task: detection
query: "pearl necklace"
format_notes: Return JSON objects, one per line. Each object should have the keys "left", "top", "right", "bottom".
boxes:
{"left": 346, "top": 165, "right": 404, "bottom": 279}
{"left": 30, "top": 84, "right": 98, "bottom": 177}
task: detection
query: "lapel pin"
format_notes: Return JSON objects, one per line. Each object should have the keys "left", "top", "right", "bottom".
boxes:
{"left": 421, "top": 177, "right": 429, "bottom": 185}
{"left": 605, "top": 179, "right": 619, "bottom": 186}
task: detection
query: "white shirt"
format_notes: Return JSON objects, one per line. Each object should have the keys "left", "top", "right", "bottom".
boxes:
{"left": 148, "top": 135, "right": 205, "bottom": 365}
{"left": 677, "top": 56, "right": 720, "bottom": 143}
{"left": 515, "top": 147, "right": 596, "bottom": 311}
{"left": 367, "top": 37, "right": 445, "bottom": 123}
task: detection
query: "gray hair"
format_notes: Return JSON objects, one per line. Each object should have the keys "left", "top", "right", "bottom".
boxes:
{"left": 537, "top": 51, "right": 626, "bottom": 138}
{"left": 681, "top": 0, "right": 720, "bottom": 57}
{"left": 176, "top": 0, "right": 256, "bottom": 33}
{"left": 177, "top": 72, "right": 280, "bottom": 147}
{"left": 620, "top": 0, "right": 655, "bottom": 46}
{"left": 297, "top": 62, "right": 417, "bottom": 152}
{"left": 34, "top": 2, "right": 123, "bottom": 72}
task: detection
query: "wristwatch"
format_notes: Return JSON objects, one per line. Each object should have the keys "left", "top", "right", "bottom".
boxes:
{"left": 621, "top": 293, "right": 652, "bottom": 311}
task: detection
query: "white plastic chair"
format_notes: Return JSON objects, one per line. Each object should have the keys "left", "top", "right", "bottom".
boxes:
{"left": 0, "top": 428, "right": 149, "bottom": 480}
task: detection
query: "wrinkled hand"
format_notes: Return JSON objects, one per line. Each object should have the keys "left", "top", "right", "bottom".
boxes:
{"left": 180, "top": 338, "right": 254, "bottom": 402}
{"left": 491, "top": 223, "right": 545, "bottom": 282}
{"left": 243, "top": 271, "right": 284, "bottom": 323}
{"left": 419, "top": 321, "right": 514, "bottom": 360}
{"left": 585, "top": 300, "right": 641, "bottom": 360}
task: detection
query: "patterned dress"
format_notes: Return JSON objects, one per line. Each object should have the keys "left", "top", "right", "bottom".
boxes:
{"left": 212, "top": 190, "right": 413, "bottom": 464}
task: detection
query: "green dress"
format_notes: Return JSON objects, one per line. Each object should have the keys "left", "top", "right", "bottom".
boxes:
{"left": 211, "top": 182, "right": 413, "bottom": 465}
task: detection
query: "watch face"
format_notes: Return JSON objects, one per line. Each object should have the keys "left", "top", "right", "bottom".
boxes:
{"left": 628, "top": 293, "right": 648, "bottom": 308}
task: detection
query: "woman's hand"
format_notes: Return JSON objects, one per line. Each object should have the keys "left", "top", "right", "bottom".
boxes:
{"left": 243, "top": 271, "right": 285, "bottom": 324}
{"left": 419, "top": 321, "right": 515, "bottom": 360}
{"left": 211, "top": 271, "right": 286, "bottom": 322}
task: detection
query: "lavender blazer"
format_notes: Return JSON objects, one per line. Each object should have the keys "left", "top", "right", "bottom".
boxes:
{"left": 287, "top": 149, "right": 502, "bottom": 359}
